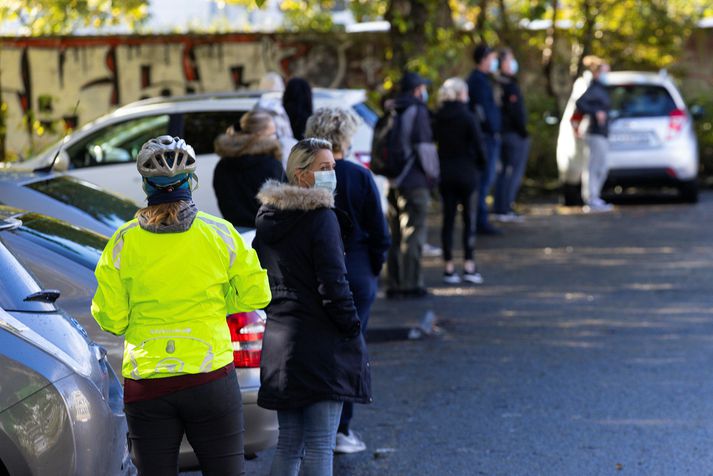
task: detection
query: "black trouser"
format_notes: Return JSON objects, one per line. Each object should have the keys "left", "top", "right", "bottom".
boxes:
{"left": 440, "top": 180, "right": 479, "bottom": 262}
{"left": 124, "top": 370, "right": 244, "bottom": 476}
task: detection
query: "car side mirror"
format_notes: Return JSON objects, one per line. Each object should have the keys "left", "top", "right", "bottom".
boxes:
{"left": 690, "top": 104, "right": 705, "bottom": 121}
{"left": 543, "top": 112, "right": 559, "bottom": 126}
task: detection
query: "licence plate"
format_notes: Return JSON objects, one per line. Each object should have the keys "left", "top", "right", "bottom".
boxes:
{"left": 609, "top": 131, "right": 656, "bottom": 148}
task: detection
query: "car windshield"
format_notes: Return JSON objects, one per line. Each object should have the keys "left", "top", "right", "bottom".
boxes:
{"left": 5, "top": 213, "right": 106, "bottom": 270}
{"left": 25, "top": 176, "right": 137, "bottom": 230}
{"left": 608, "top": 84, "right": 677, "bottom": 118}
{"left": 352, "top": 102, "right": 378, "bottom": 128}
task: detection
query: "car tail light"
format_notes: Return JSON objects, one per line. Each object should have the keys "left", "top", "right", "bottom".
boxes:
{"left": 353, "top": 152, "right": 371, "bottom": 168}
{"left": 226, "top": 311, "right": 265, "bottom": 368}
{"left": 667, "top": 108, "right": 687, "bottom": 140}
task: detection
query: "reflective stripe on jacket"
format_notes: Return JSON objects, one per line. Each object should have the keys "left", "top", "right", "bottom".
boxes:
{"left": 91, "top": 212, "right": 271, "bottom": 379}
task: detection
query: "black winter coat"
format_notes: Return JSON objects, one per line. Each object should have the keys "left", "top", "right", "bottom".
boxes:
{"left": 433, "top": 101, "right": 486, "bottom": 187}
{"left": 499, "top": 75, "right": 529, "bottom": 138}
{"left": 213, "top": 134, "right": 286, "bottom": 228}
{"left": 253, "top": 180, "right": 372, "bottom": 410}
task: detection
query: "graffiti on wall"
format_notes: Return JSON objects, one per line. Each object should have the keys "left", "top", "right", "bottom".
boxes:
{"left": 1, "top": 33, "right": 386, "bottom": 156}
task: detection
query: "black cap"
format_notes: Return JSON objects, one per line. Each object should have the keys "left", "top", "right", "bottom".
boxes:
{"left": 473, "top": 44, "right": 494, "bottom": 65}
{"left": 400, "top": 72, "right": 431, "bottom": 93}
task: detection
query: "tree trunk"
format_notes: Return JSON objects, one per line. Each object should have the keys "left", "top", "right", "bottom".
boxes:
{"left": 542, "top": 0, "right": 562, "bottom": 116}
{"left": 475, "top": 0, "right": 489, "bottom": 42}
{"left": 574, "top": 0, "right": 598, "bottom": 80}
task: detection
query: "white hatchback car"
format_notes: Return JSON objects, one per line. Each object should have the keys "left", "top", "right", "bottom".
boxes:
{"left": 15, "top": 89, "right": 380, "bottom": 216}
{"left": 557, "top": 70, "right": 700, "bottom": 204}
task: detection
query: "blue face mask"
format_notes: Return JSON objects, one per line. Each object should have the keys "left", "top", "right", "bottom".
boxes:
{"left": 598, "top": 72, "right": 609, "bottom": 84}
{"left": 421, "top": 88, "right": 429, "bottom": 103}
{"left": 510, "top": 59, "right": 519, "bottom": 75}
{"left": 490, "top": 58, "right": 500, "bottom": 74}
{"left": 313, "top": 170, "right": 337, "bottom": 194}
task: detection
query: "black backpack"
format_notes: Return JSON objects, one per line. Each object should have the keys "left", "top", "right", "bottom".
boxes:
{"left": 370, "top": 109, "right": 410, "bottom": 179}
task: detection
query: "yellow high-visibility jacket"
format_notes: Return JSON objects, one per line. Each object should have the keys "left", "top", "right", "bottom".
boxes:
{"left": 91, "top": 212, "right": 271, "bottom": 380}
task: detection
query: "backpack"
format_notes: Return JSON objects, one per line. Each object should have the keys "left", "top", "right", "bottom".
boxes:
{"left": 370, "top": 109, "right": 410, "bottom": 179}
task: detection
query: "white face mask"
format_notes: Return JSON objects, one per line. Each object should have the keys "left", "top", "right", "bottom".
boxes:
{"left": 313, "top": 170, "right": 337, "bottom": 194}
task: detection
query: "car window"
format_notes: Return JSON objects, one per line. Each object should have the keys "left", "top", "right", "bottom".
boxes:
{"left": 183, "top": 111, "right": 244, "bottom": 155}
{"left": 24, "top": 176, "right": 137, "bottom": 230}
{"left": 352, "top": 102, "right": 378, "bottom": 128}
{"left": 66, "top": 115, "right": 170, "bottom": 168}
{"left": 0, "top": 241, "right": 55, "bottom": 312}
{"left": 608, "top": 85, "right": 677, "bottom": 119}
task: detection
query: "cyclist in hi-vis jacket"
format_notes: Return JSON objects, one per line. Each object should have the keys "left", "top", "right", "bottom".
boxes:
{"left": 92, "top": 135, "right": 271, "bottom": 476}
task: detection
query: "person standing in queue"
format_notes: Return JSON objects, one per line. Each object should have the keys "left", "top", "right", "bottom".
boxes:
{"left": 283, "top": 77, "right": 314, "bottom": 141}
{"left": 576, "top": 55, "right": 614, "bottom": 213}
{"left": 305, "top": 107, "right": 390, "bottom": 453}
{"left": 493, "top": 47, "right": 531, "bottom": 222}
{"left": 467, "top": 44, "right": 503, "bottom": 235}
{"left": 213, "top": 109, "right": 287, "bottom": 228}
{"left": 92, "top": 135, "right": 271, "bottom": 476}
{"left": 433, "top": 77, "right": 487, "bottom": 285}
{"left": 253, "top": 138, "right": 371, "bottom": 476}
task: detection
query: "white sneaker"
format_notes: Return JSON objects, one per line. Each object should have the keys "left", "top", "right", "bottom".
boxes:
{"left": 583, "top": 201, "right": 614, "bottom": 213}
{"left": 443, "top": 271, "right": 462, "bottom": 284}
{"left": 422, "top": 243, "right": 443, "bottom": 258}
{"left": 462, "top": 271, "right": 484, "bottom": 284}
{"left": 500, "top": 212, "right": 525, "bottom": 223}
{"left": 335, "top": 430, "right": 367, "bottom": 454}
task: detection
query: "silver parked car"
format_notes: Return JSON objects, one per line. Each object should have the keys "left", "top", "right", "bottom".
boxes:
{"left": 0, "top": 220, "right": 132, "bottom": 476}
{"left": 557, "top": 70, "right": 700, "bottom": 204}
{"left": 0, "top": 206, "right": 277, "bottom": 468}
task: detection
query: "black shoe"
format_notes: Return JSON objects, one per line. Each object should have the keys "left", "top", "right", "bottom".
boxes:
{"left": 477, "top": 224, "right": 503, "bottom": 236}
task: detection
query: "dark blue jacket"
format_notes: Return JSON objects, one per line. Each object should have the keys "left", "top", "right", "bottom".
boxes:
{"left": 466, "top": 69, "right": 502, "bottom": 135}
{"left": 335, "top": 159, "right": 390, "bottom": 276}
{"left": 575, "top": 79, "right": 611, "bottom": 137}
{"left": 253, "top": 181, "right": 371, "bottom": 410}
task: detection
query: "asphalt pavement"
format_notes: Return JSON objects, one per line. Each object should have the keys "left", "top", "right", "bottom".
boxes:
{"left": 194, "top": 191, "right": 713, "bottom": 475}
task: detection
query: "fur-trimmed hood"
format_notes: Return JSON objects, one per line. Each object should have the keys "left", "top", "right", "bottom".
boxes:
{"left": 214, "top": 133, "right": 282, "bottom": 162}
{"left": 255, "top": 180, "right": 335, "bottom": 244}
{"left": 257, "top": 180, "right": 334, "bottom": 211}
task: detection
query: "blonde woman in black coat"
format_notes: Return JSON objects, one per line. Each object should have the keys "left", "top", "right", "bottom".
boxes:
{"left": 253, "top": 138, "right": 371, "bottom": 476}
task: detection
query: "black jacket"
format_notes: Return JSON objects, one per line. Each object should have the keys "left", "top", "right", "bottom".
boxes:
{"left": 253, "top": 181, "right": 371, "bottom": 410}
{"left": 499, "top": 75, "right": 529, "bottom": 138}
{"left": 213, "top": 134, "right": 286, "bottom": 228}
{"left": 575, "top": 79, "right": 611, "bottom": 137}
{"left": 334, "top": 159, "right": 390, "bottom": 276}
{"left": 433, "top": 101, "right": 486, "bottom": 187}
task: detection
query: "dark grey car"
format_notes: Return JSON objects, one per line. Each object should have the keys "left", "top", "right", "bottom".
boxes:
{"left": 0, "top": 207, "right": 278, "bottom": 468}
{"left": 0, "top": 219, "right": 132, "bottom": 476}
{"left": 0, "top": 170, "right": 138, "bottom": 237}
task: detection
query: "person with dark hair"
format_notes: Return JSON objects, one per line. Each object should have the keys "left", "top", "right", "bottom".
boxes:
{"left": 92, "top": 136, "right": 271, "bottom": 476}
{"left": 254, "top": 138, "right": 371, "bottom": 475}
{"left": 386, "top": 71, "right": 439, "bottom": 299}
{"left": 283, "top": 77, "right": 314, "bottom": 140}
{"left": 213, "top": 109, "right": 287, "bottom": 228}
{"left": 466, "top": 44, "right": 503, "bottom": 235}
{"left": 493, "top": 47, "right": 530, "bottom": 222}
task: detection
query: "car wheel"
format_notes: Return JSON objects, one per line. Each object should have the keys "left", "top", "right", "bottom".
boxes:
{"left": 562, "top": 182, "right": 584, "bottom": 206}
{"left": 679, "top": 180, "right": 699, "bottom": 203}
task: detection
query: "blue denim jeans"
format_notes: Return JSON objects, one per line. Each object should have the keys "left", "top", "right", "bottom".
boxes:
{"left": 269, "top": 400, "right": 344, "bottom": 476}
{"left": 494, "top": 133, "right": 531, "bottom": 214}
{"left": 477, "top": 134, "right": 502, "bottom": 228}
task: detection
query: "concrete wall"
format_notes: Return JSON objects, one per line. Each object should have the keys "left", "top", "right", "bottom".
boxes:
{"left": 0, "top": 33, "right": 387, "bottom": 157}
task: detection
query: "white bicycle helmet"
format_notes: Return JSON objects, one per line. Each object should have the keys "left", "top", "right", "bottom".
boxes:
{"left": 137, "top": 135, "right": 197, "bottom": 178}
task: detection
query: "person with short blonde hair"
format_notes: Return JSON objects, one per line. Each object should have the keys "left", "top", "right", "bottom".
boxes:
{"left": 438, "top": 77, "right": 468, "bottom": 104}
{"left": 254, "top": 138, "right": 371, "bottom": 476}
{"left": 305, "top": 107, "right": 390, "bottom": 453}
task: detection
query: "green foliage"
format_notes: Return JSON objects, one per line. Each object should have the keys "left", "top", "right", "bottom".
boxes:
{"left": 0, "top": 0, "right": 149, "bottom": 35}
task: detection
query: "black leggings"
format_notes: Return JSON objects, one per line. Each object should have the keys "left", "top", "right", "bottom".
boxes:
{"left": 440, "top": 181, "right": 479, "bottom": 262}
{"left": 124, "top": 370, "right": 244, "bottom": 476}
